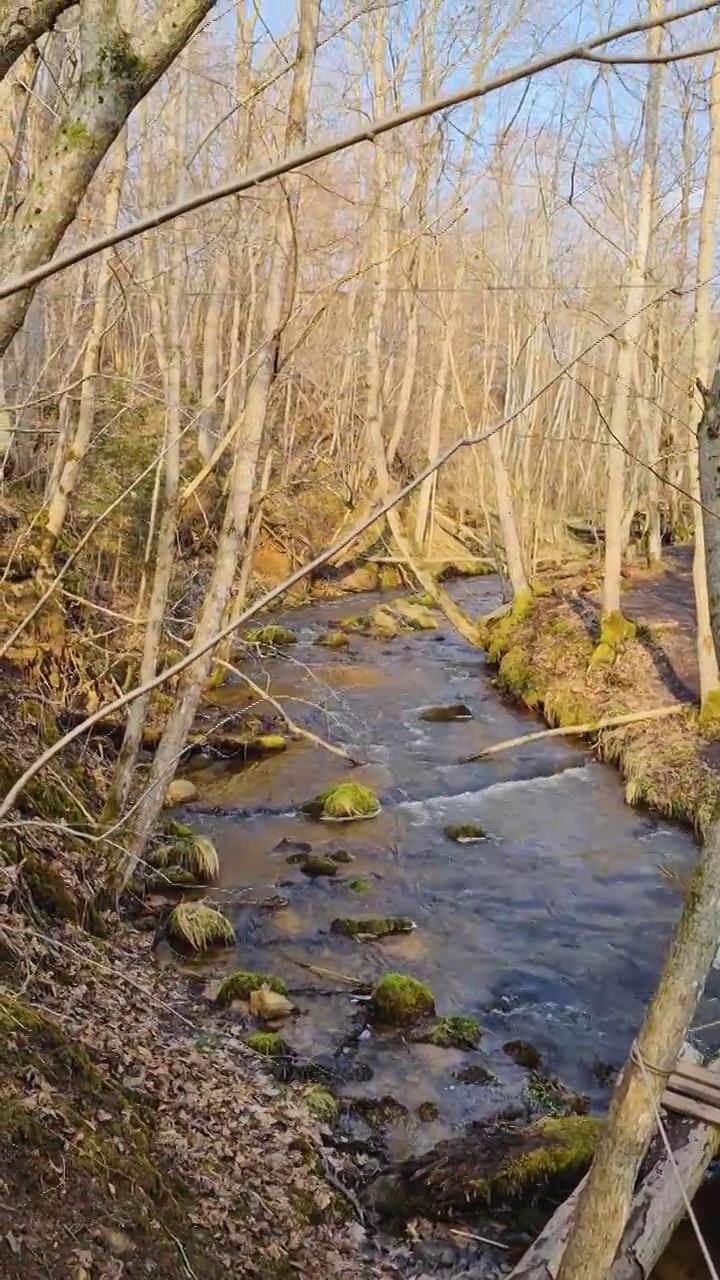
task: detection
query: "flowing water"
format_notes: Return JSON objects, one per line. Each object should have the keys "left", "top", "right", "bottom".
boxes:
{"left": 176, "top": 576, "right": 720, "bottom": 1161}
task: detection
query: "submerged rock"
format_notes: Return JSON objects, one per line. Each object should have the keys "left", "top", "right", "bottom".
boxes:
{"left": 503, "top": 1039, "right": 544, "bottom": 1070}
{"left": 366, "top": 1114, "right": 602, "bottom": 1220}
{"left": 315, "top": 630, "right": 350, "bottom": 649}
{"left": 371, "top": 973, "right": 435, "bottom": 1026}
{"left": 214, "top": 971, "right": 288, "bottom": 1007}
{"left": 368, "top": 605, "right": 402, "bottom": 637}
{"left": 165, "top": 903, "right": 235, "bottom": 954}
{"left": 243, "top": 624, "right": 298, "bottom": 646}
{"left": 443, "top": 823, "right": 486, "bottom": 843}
{"left": 419, "top": 704, "right": 473, "bottom": 722}
{"left": 163, "top": 778, "right": 198, "bottom": 806}
{"left": 417, "top": 1101, "right": 440, "bottom": 1122}
{"left": 300, "top": 782, "right": 381, "bottom": 822}
{"left": 329, "top": 848, "right": 354, "bottom": 864}
{"left": 454, "top": 1063, "right": 498, "bottom": 1086}
{"left": 348, "top": 877, "right": 373, "bottom": 893}
{"left": 299, "top": 855, "right": 339, "bottom": 878}
{"left": 414, "top": 1015, "right": 484, "bottom": 1050}
{"left": 330, "top": 916, "right": 415, "bottom": 941}
{"left": 272, "top": 838, "right": 312, "bottom": 856}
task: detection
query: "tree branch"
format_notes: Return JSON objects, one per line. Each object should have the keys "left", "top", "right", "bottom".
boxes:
{"left": 0, "top": 0, "right": 76, "bottom": 81}
{"left": 459, "top": 706, "right": 684, "bottom": 764}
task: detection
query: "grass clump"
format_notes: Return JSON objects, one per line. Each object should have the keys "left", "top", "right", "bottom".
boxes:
{"left": 165, "top": 903, "right": 235, "bottom": 954}
{"left": 243, "top": 624, "right": 297, "bottom": 646}
{"left": 489, "top": 1116, "right": 601, "bottom": 1203}
{"left": 301, "top": 782, "right": 380, "bottom": 822}
{"left": 215, "top": 971, "right": 288, "bottom": 1006}
{"left": 371, "top": 973, "right": 435, "bottom": 1026}
{"left": 330, "top": 916, "right": 415, "bottom": 941}
{"left": 422, "top": 1015, "right": 484, "bottom": 1050}
{"left": 152, "top": 830, "right": 219, "bottom": 884}
{"left": 524, "top": 1071, "right": 589, "bottom": 1118}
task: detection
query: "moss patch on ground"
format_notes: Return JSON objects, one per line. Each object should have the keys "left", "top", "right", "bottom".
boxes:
{"left": 481, "top": 594, "right": 720, "bottom": 837}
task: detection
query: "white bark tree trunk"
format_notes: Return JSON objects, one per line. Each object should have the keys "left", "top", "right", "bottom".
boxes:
{"left": 601, "top": 0, "right": 664, "bottom": 621}
{"left": 0, "top": 0, "right": 215, "bottom": 355}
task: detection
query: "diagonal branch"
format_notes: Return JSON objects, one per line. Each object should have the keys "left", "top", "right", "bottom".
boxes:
{"left": 0, "top": 0, "right": 76, "bottom": 81}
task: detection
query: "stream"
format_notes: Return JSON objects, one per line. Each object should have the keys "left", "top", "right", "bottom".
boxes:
{"left": 173, "top": 576, "right": 720, "bottom": 1165}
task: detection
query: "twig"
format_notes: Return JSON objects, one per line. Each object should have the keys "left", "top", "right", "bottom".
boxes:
{"left": 459, "top": 705, "right": 683, "bottom": 764}
{"left": 449, "top": 1228, "right": 510, "bottom": 1250}
{"left": 281, "top": 955, "right": 362, "bottom": 985}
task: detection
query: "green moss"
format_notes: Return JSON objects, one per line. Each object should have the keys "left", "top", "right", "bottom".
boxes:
{"left": 489, "top": 1116, "right": 601, "bottom": 1203}
{"left": 253, "top": 734, "right": 288, "bottom": 753}
{"left": 148, "top": 865, "right": 196, "bottom": 888}
{"left": 422, "top": 1015, "right": 484, "bottom": 1050}
{"left": 243, "top": 625, "right": 297, "bottom": 646}
{"left": 21, "top": 853, "right": 79, "bottom": 922}
{"left": 330, "top": 916, "right": 415, "bottom": 940}
{"left": 348, "top": 877, "right": 372, "bottom": 892}
{"left": 524, "top": 1071, "right": 589, "bottom": 1118}
{"left": 699, "top": 688, "right": 720, "bottom": 730}
{"left": 543, "top": 688, "right": 594, "bottom": 728}
{"left": 391, "top": 600, "right": 438, "bottom": 631}
{"left": 591, "top": 611, "right": 636, "bottom": 665}
{"left": 98, "top": 30, "right": 146, "bottom": 81}
{"left": 443, "top": 823, "right": 486, "bottom": 843}
{"left": 245, "top": 1031, "right": 285, "bottom": 1057}
{"left": 300, "top": 782, "right": 381, "bottom": 821}
{"left": 372, "top": 973, "right": 435, "bottom": 1026}
{"left": 407, "top": 593, "right": 438, "bottom": 609}
{"left": 302, "top": 1085, "right": 339, "bottom": 1123}
{"left": 60, "top": 119, "right": 90, "bottom": 148}
{"left": 315, "top": 631, "right": 350, "bottom": 649}
{"left": 215, "top": 971, "right": 288, "bottom": 1006}
{"left": 368, "top": 605, "right": 403, "bottom": 637}
{"left": 165, "top": 903, "right": 235, "bottom": 954}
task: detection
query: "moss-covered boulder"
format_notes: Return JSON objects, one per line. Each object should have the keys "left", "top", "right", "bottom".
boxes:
{"left": 163, "top": 778, "right": 198, "bottom": 806}
{"left": 368, "top": 605, "right": 402, "bottom": 637}
{"left": 151, "top": 830, "right": 219, "bottom": 884}
{"left": 315, "top": 631, "right": 350, "bottom": 649}
{"left": 300, "top": 782, "right": 381, "bottom": 822}
{"left": 243, "top": 624, "right": 298, "bottom": 647}
{"left": 165, "top": 903, "right": 235, "bottom": 954}
{"left": 443, "top": 823, "right": 486, "bottom": 843}
{"left": 407, "top": 592, "right": 438, "bottom": 609}
{"left": 419, "top": 704, "right": 472, "bottom": 722}
{"left": 416, "top": 1015, "right": 484, "bottom": 1050}
{"left": 371, "top": 973, "right": 435, "bottom": 1026}
{"left": 367, "top": 1115, "right": 602, "bottom": 1220}
{"left": 454, "top": 1063, "right": 498, "bottom": 1086}
{"left": 330, "top": 916, "right": 415, "bottom": 941}
{"left": 215, "top": 971, "right": 288, "bottom": 1007}
{"left": 302, "top": 1085, "right": 339, "bottom": 1123}
{"left": 252, "top": 734, "right": 288, "bottom": 753}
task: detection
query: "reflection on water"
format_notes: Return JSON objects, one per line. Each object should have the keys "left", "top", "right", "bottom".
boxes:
{"left": 182, "top": 579, "right": 719, "bottom": 1167}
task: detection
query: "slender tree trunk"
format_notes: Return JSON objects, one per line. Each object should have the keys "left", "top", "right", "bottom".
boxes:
{"left": 601, "top": 0, "right": 664, "bottom": 623}
{"left": 41, "top": 129, "right": 127, "bottom": 561}
{"left": 690, "top": 43, "right": 720, "bottom": 706}
{"left": 104, "top": 0, "right": 321, "bottom": 889}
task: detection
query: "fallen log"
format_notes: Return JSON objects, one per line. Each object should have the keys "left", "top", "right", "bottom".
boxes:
{"left": 507, "top": 1044, "right": 720, "bottom": 1280}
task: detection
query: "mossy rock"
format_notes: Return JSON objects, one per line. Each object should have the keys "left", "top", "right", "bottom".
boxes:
{"left": 151, "top": 831, "right": 219, "bottom": 884}
{"left": 417, "top": 1101, "right": 440, "bottom": 1122}
{"left": 443, "top": 823, "right": 486, "bottom": 843}
{"left": 524, "top": 1070, "right": 590, "bottom": 1118}
{"left": 329, "top": 848, "right": 354, "bottom": 863}
{"left": 419, "top": 704, "right": 472, "bottom": 722}
{"left": 379, "top": 565, "right": 403, "bottom": 589}
{"left": 243, "top": 624, "right": 298, "bottom": 646}
{"left": 147, "top": 865, "right": 197, "bottom": 890}
{"left": 252, "top": 734, "right": 288, "bottom": 753}
{"left": 391, "top": 600, "right": 438, "bottom": 631}
{"left": 503, "top": 1039, "right": 544, "bottom": 1070}
{"left": 215, "top": 971, "right": 288, "bottom": 1007}
{"left": 371, "top": 973, "right": 435, "bottom": 1026}
{"left": 299, "top": 855, "right": 339, "bottom": 878}
{"left": 348, "top": 877, "right": 373, "bottom": 893}
{"left": 407, "top": 592, "right": 438, "bottom": 609}
{"left": 417, "top": 1015, "right": 484, "bottom": 1050}
{"left": 315, "top": 631, "right": 350, "bottom": 649}
{"left": 300, "top": 782, "right": 381, "bottom": 822}
{"left": 368, "top": 605, "right": 403, "bottom": 637}
{"left": 301, "top": 1085, "right": 339, "bottom": 1123}
{"left": 165, "top": 903, "right": 235, "bottom": 954}
{"left": 330, "top": 916, "right": 415, "bottom": 941}
{"left": 369, "top": 1114, "right": 602, "bottom": 1220}
{"left": 245, "top": 1031, "right": 287, "bottom": 1057}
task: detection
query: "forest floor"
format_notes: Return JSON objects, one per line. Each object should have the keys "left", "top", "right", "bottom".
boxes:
{"left": 481, "top": 543, "right": 720, "bottom": 838}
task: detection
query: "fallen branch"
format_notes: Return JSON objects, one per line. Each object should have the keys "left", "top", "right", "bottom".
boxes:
{"left": 507, "top": 1044, "right": 719, "bottom": 1280}
{"left": 282, "top": 955, "right": 363, "bottom": 986}
{"left": 459, "top": 705, "right": 684, "bottom": 764}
